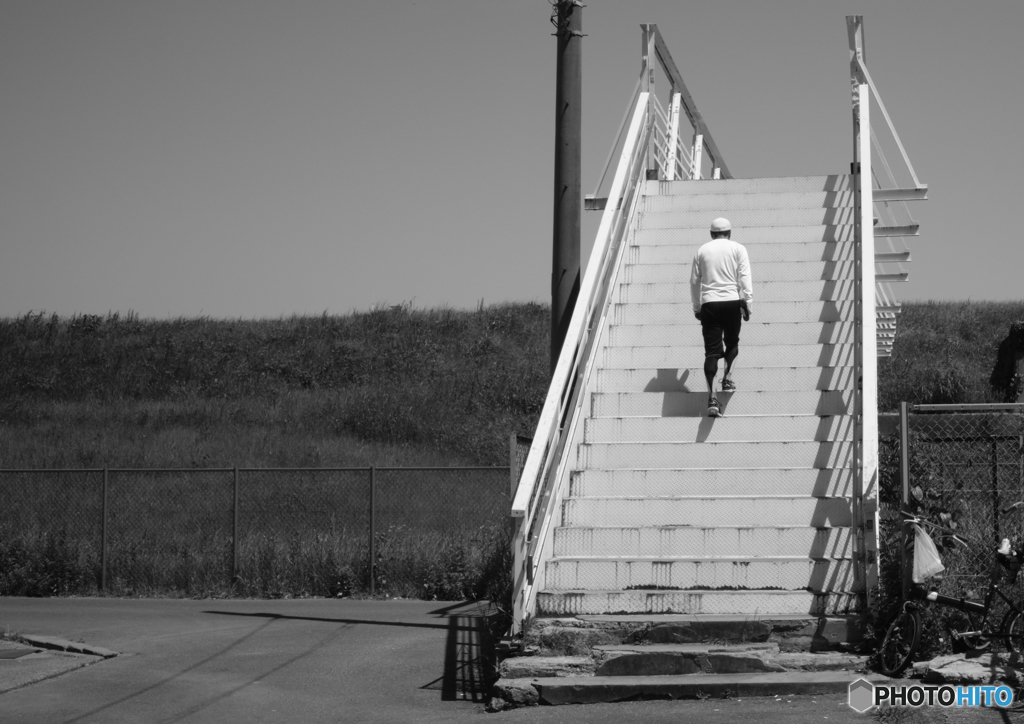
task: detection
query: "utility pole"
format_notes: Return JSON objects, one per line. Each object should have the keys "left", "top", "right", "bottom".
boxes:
{"left": 550, "top": 1, "right": 582, "bottom": 375}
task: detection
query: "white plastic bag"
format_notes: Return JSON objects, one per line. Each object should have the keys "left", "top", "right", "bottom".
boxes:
{"left": 912, "top": 523, "right": 945, "bottom": 583}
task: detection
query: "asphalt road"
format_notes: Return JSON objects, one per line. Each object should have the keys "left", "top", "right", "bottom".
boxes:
{"left": 0, "top": 597, "right": 1012, "bottom": 723}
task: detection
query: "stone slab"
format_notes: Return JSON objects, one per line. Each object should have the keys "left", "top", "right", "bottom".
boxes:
{"left": 499, "top": 655, "right": 595, "bottom": 679}
{"left": 531, "top": 671, "right": 891, "bottom": 705}
{"left": 0, "top": 641, "right": 101, "bottom": 695}
{"left": 19, "top": 635, "right": 118, "bottom": 659}
{"left": 912, "top": 653, "right": 1024, "bottom": 686}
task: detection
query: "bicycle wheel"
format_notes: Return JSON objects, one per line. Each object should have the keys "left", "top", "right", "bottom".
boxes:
{"left": 877, "top": 606, "right": 922, "bottom": 677}
{"left": 949, "top": 611, "right": 991, "bottom": 652}
{"left": 1001, "top": 608, "right": 1024, "bottom": 655}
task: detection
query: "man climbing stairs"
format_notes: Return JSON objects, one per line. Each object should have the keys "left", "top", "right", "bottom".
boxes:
{"left": 536, "top": 175, "right": 862, "bottom": 619}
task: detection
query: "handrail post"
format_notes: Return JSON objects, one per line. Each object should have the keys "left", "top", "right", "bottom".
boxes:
{"left": 849, "top": 14, "right": 878, "bottom": 610}
{"left": 691, "top": 133, "right": 703, "bottom": 180}
{"left": 641, "top": 24, "right": 656, "bottom": 177}
{"left": 665, "top": 91, "right": 681, "bottom": 181}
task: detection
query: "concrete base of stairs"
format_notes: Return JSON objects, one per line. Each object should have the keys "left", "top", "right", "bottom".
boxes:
{"left": 494, "top": 671, "right": 887, "bottom": 706}
{"left": 493, "top": 613, "right": 871, "bottom": 708}
{"left": 523, "top": 613, "right": 864, "bottom": 653}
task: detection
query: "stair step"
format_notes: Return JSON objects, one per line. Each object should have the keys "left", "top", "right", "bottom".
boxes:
{"left": 614, "top": 300, "right": 853, "bottom": 324}
{"left": 642, "top": 189, "right": 852, "bottom": 213}
{"left": 595, "top": 367, "right": 854, "bottom": 392}
{"left": 553, "top": 526, "right": 853, "bottom": 558}
{"left": 584, "top": 416, "right": 853, "bottom": 443}
{"left": 591, "top": 390, "right": 852, "bottom": 417}
{"left": 524, "top": 613, "right": 863, "bottom": 651}
{"left": 609, "top": 322, "right": 855, "bottom": 347}
{"left": 579, "top": 440, "right": 853, "bottom": 469}
{"left": 601, "top": 344, "right": 854, "bottom": 369}
{"left": 591, "top": 644, "right": 867, "bottom": 676}
{"left": 634, "top": 225, "right": 855, "bottom": 245}
{"left": 629, "top": 241, "right": 855, "bottom": 265}
{"left": 617, "top": 280, "right": 854, "bottom": 303}
{"left": 623, "top": 260, "right": 853, "bottom": 284}
{"left": 570, "top": 468, "right": 853, "bottom": 497}
{"left": 544, "top": 558, "right": 854, "bottom": 592}
{"left": 646, "top": 175, "right": 849, "bottom": 196}
{"left": 536, "top": 589, "right": 862, "bottom": 616}
{"left": 638, "top": 207, "right": 856, "bottom": 230}
{"left": 498, "top": 671, "right": 881, "bottom": 706}
{"left": 561, "top": 497, "right": 852, "bottom": 528}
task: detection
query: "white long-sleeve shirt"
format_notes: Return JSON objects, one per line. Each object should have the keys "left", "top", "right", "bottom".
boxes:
{"left": 689, "top": 238, "right": 753, "bottom": 314}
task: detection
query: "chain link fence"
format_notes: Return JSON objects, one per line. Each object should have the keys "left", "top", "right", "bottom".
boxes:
{"left": 0, "top": 465, "right": 512, "bottom": 600}
{"left": 878, "top": 403, "right": 1024, "bottom": 652}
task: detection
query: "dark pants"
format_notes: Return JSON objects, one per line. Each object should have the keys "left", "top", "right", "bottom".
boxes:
{"left": 700, "top": 300, "right": 742, "bottom": 388}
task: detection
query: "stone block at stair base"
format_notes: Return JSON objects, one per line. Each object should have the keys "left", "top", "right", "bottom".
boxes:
{"left": 499, "top": 655, "right": 595, "bottom": 679}
{"left": 491, "top": 678, "right": 539, "bottom": 707}
{"left": 594, "top": 643, "right": 786, "bottom": 676}
{"left": 525, "top": 623, "right": 624, "bottom": 654}
{"left": 773, "top": 652, "right": 868, "bottom": 672}
{"left": 596, "top": 649, "right": 708, "bottom": 676}
{"left": 912, "top": 653, "right": 1024, "bottom": 686}
{"left": 634, "top": 620, "right": 772, "bottom": 645}
{"left": 532, "top": 672, "right": 887, "bottom": 705}
{"left": 620, "top": 615, "right": 863, "bottom": 652}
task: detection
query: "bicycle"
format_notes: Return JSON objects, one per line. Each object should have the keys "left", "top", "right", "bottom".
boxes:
{"left": 876, "top": 501, "right": 1024, "bottom": 677}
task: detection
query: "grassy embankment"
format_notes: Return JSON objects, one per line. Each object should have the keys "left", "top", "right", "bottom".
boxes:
{"left": 2, "top": 300, "right": 1023, "bottom": 603}
{"left": 0, "top": 303, "right": 548, "bottom": 601}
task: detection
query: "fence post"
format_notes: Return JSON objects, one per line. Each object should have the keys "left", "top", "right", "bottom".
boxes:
{"left": 899, "top": 403, "right": 910, "bottom": 600}
{"left": 232, "top": 467, "right": 239, "bottom": 584}
{"left": 100, "top": 468, "right": 108, "bottom": 592}
{"left": 369, "top": 466, "right": 376, "bottom": 595}
{"left": 992, "top": 437, "right": 1001, "bottom": 541}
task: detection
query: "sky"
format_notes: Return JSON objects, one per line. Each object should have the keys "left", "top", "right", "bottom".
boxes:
{"left": 1, "top": 0, "right": 1022, "bottom": 319}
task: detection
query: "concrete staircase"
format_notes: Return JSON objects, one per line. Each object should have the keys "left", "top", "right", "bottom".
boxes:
{"left": 493, "top": 616, "right": 879, "bottom": 707}
{"left": 537, "top": 175, "right": 862, "bottom": 619}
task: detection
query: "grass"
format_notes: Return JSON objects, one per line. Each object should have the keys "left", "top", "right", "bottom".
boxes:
{"left": 879, "top": 300, "right": 1024, "bottom": 410}
{"left": 0, "top": 303, "right": 549, "bottom": 468}
{"left": 2, "top": 299, "right": 1023, "bottom": 609}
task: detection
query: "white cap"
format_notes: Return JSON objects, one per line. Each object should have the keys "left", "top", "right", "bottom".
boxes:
{"left": 711, "top": 217, "right": 731, "bottom": 233}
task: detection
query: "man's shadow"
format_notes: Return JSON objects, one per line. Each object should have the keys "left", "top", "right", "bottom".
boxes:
{"left": 644, "top": 369, "right": 721, "bottom": 441}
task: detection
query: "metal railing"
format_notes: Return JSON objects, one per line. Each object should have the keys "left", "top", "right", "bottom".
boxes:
{"left": 847, "top": 16, "right": 927, "bottom": 359}
{"left": 510, "top": 25, "right": 732, "bottom": 633}
{"left": 848, "top": 14, "right": 930, "bottom": 612}
{"left": 510, "top": 92, "right": 650, "bottom": 633}
{"left": 585, "top": 25, "right": 730, "bottom": 211}
{"left": 1, "top": 466, "right": 510, "bottom": 597}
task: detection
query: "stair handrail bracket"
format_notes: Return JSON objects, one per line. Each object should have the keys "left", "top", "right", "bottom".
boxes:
{"left": 846, "top": 16, "right": 927, "bottom": 360}
{"left": 510, "top": 89, "right": 652, "bottom": 635}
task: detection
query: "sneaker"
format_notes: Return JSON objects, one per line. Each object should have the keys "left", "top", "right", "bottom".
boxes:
{"left": 708, "top": 397, "right": 721, "bottom": 417}
{"left": 721, "top": 378, "right": 736, "bottom": 392}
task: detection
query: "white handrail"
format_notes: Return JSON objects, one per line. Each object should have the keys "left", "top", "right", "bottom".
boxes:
{"left": 511, "top": 93, "right": 649, "bottom": 519}
{"left": 510, "top": 90, "right": 651, "bottom": 630}
{"left": 854, "top": 56, "right": 923, "bottom": 190}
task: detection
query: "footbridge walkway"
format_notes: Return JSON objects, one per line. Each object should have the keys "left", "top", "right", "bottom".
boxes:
{"left": 510, "top": 18, "right": 926, "bottom": 636}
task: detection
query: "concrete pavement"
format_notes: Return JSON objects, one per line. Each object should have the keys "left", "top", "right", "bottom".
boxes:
{"left": 1, "top": 597, "right": 498, "bottom": 723}
{"left": 0, "top": 596, "right": 1007, "bottom": 723}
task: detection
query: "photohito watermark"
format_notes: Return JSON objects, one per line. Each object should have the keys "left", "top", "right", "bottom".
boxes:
{"left": 848, "top": 678, "right": 1014, "bottom": 713}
